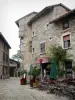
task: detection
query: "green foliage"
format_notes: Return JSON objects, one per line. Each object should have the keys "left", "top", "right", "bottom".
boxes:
{"left": 72, "top": 66, "right": 75, "bottom": 71}
{"left": 20, "top": 70, "right": 27, "bottom": 76}
{"left": 34, "top": 55, "right": 40, "bottom": 62}
{"left": 47, "top": 45, "right": 72, "bottom": 77}
{"left": 28, "top": 71, "right": 32, "bottom": 75}
{"left": 29, "top": 66, "right": 41, "bottom": 77}
{"left": 12, "top": 50, "right": 23, "bottom": 62}
{"left": 58, "top": 69, "right": 66, "bottom": 77}
{"left": 47, "top": 45, "right": 72, "bottom": 65}
{"left": 46, "top": 64, "right": 50, "bottom": 69}
{"left": 48, "top": 45, "right": 66, "bottom": 62}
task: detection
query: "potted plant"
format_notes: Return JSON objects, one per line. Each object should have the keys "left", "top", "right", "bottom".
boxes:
{"left": 29, "top": 66, "right": 41, "bottom": 87}
{"left": 32, "top": 66, "right": 41, "bottom": 87}
{"left": 20, "top": 70, "right": 27, "bottom": 85}
{"left": 46, "top": 45, "right": 72, "bottom": 79}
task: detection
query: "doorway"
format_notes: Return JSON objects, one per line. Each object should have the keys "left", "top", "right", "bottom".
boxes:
{"left": 65, "top": 60, "right": 72, "bottom": 79}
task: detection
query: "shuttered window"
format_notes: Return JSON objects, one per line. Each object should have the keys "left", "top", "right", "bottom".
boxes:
{"left": 40, "top": 43, "right": 45, "bottom": 53}
{"left": 3, "top": 53, "right": 5, "bottom": 61}
{"left": 29, "top": 41, "right": 32, "bottom": 52}
{"left": 63, "top": 34, "right": 70, "bottom": 48}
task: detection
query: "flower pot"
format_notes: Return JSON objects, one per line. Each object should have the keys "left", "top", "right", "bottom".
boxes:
{"left": 30, "top": 76, "right": 36, "bottom": 87}
{"left": 30, "top": 79, "right": 33, "bottom": 87}
{"left": 20, "top": 77, "right": 26, "bottom": 85}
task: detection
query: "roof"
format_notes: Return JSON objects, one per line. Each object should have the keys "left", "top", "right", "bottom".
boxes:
{"left": 50, "top": 9, "right": 75, "bottom": 24}
{"left": 0, "top": 32, "right": 11, "bottom": 49}
{"left": 9, "top": 59, "right": 20, "bottom": 63}
{"left": 28, "top": 3, "right": 71, "bottom": 25}
{"left": 15, "top": 12, "right": 37, "bottom": 27}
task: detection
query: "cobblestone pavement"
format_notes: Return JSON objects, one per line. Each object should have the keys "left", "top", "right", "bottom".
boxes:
{"left": 0, "top": 78, "right": 68, "bottom": 100}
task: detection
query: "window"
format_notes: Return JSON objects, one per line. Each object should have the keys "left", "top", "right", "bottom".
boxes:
{"left": 3, "top": 53, "right": 5, "bottom": 61}
{"left": 6, "top": 55, "right": 9, "bottom": 62}
{"left": 32, "top": 48, "right": 34, "bottom": 53}
{"left": 32, "top": 31, "right": 35, "bottom": 37}
{"left": 40, "top": 42, "right": 45, "bottom": 53}
{"left": 63, "top": 20, "right": 69, "bottom": 30}
{"left": 63, "top": 34, "right": 70, "bottom": 48}
{"left": 33, "top": 31, "right": 34, "bottom": 36}
{"left": 21, "top": 36, "right": 24, "bottom": 40}
{"left": 29, "top": 41, "right": 32, "bottom": 52}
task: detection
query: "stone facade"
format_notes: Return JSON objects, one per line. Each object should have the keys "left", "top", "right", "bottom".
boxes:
{"left": 47, "top": 16, "right": 75, "bottom": 64}
{"left": 30, "top": 5, "right": 70, "bottom": 64}
{"left": 0, "top": 33, "right": 11, "bottom": 79}
{"left": 16, "top": 12, "right": 37, "bottom": 71}
{"left": 9, "top": 59, "right": 20, "bottom": 77}
{"left": 52, "top": 17, "right": 75, "bottom": 63}
{"left": 16, "top": 4, "right": 73, "bottom": 71}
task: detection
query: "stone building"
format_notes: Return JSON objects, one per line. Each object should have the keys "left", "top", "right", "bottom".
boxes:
{"left": 0, "top": 32, "right": 11, "bottom": 79}
{"left": 16, "top": 3, "right": 71, "bottom": 72}
{"left": 16, "top": 12, "right": 37, "bottom": 71}
{"left": 49, "top": 9, "right": 75, "bottom": 78}
{"left": 9, "top": 59, "right": 20, "bottom": 77}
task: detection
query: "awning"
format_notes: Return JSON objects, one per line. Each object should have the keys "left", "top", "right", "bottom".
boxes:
{"left": 63, "top": 34, "right": 70, "bottom": 41}
{"left": 36, "top": 57, "right": 49, "bottom": 64}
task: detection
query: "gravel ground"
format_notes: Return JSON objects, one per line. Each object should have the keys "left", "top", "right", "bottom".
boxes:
{"left": 0, "top": 78, "right": 68, "bottom": 100}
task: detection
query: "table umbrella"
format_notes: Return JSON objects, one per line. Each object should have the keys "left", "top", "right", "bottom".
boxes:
{"left": 30, "top": 64, "right": 33, "bottom": 75}
{"left": 36, "top": 57, "right": 49, "bottom": 64}
{"left": 50, "top": 60, "right": 57, "bottom": 80}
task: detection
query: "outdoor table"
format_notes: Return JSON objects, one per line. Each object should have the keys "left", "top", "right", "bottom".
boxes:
{"left": 41, "top": 81, "right": 49, "bottom": 86}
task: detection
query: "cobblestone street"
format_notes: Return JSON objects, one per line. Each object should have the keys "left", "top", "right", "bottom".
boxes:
{"left": 0, "top": 78, "right": 68, "bottom": 100}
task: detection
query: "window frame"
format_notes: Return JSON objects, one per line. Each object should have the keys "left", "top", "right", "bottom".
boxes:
{"left": 61, "top": 33, "right": 71, "bottom": 49}
{"left": 32, "top": 31, "right": 34, "bottom": 37}
{"left": 6, "top": 54, "right": 9, "bottom": 62}
{"left": 32, "top": 48, "right": 34, "bottom": 54}
{"left": 29, "top": 41, "right": 32, "bottom": 52}
{"left": 20, "top": 36, "right": 24, "bottom": 40}
{"left": 40, "top": 42, "right": 45, "bottom": 54}
{"left": 3, "top": 52, "right": 5, "bottom": 61}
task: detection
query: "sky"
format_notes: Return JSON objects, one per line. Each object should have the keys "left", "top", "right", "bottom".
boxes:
{"left": 0, "top": 0, "right": 75, "bottom": 58}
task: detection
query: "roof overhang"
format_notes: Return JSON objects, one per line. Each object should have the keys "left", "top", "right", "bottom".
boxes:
{"left": 49, "top": 9, "right": 75, "bottom": 24}
{"left": 28, "top": 6, "right": 54, "bottom": 25}
{"left": 9, "top": 59, "right": 20, "bottom": 63}
{"left": 28, "top": 3, "right": 71, "bottom": 25}
{"left": 0, "top": 32, "right": 11, "bottom": 49}
{"left": 15, "top": 12, "right": 37, "bottom": 27}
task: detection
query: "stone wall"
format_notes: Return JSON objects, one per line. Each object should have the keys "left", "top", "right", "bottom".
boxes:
{"left": 53, "top": 5, "right": 69, "bottom": 19}
{"left": 18, "top": 5, "right": 70, "bottom": 71}
{"left": 18, "top": 13, "right": 37, "bottom": 71}
{"left": 47, "top": 16, "right": 75, "bottom": 65}
{"left": 31, "top": 5, "right": 69, "bottom": 64}
{"left": 0, "top": 37, "right": 9, "bottom": 79}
